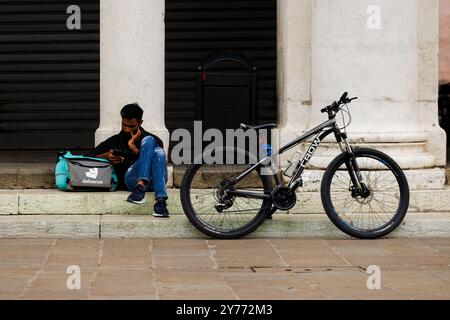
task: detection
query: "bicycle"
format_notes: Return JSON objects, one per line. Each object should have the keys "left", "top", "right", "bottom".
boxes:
{"left": 180, "top": 92, "right": 410, "bottom": 239}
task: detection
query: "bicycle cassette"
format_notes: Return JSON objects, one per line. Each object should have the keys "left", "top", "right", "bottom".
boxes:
{"left": 271, "top": 186, "right": 297, "bottom": 211}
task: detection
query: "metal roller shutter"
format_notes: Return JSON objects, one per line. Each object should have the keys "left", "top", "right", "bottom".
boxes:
{"left": 165, "top": 0, "right": 277, "bottom": 147}
{"left": 0, "top": 0, "right": 100, "bottom": 149}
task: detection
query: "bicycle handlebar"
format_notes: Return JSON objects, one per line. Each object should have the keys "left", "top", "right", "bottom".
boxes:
{"left": 321, "top": 92, "right": 358, "bottom": 114}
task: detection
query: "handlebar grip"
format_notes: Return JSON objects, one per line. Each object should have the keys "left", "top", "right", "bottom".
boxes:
{"left": 339, "top": 92, "right": 348, "bottom": 102}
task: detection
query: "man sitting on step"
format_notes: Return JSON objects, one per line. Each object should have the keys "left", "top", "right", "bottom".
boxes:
{"left": 90, "top": 103, "right": 169, "bottom": 218}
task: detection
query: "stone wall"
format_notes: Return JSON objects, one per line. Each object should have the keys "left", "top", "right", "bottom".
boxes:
{"left": 440, "top": 0, "right": 450, "bottom": 162}
{"left": 440, "top": 0, "right": 450, "bottom": 84}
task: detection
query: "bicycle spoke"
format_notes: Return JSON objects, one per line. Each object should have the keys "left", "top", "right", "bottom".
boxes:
{"left": 329, "top": 153, "right": 402, "bottom": 232}
{"left": 187, "top": 161, "right": 267, "bottom": 234}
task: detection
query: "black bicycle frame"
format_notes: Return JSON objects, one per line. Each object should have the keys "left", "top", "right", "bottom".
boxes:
{"left": 227, "top": 118, "right": 340, "bottom": 200}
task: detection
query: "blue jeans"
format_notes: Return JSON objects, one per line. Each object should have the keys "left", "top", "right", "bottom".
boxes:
{"left": 124, "top": 136, "right": 168, "bottom": 199}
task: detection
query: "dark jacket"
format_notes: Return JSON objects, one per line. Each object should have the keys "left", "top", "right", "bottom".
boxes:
{"left": 87, "top": 128, "right": 163, "bottom": 190}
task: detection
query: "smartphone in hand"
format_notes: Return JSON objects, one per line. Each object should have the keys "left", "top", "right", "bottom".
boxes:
{"left": 112, "top": 149, "right": 126, "bottom": 157}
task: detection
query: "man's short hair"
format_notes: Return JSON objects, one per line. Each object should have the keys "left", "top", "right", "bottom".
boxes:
{"left": 121, "top": 103, "right": 143, "bottom": 121}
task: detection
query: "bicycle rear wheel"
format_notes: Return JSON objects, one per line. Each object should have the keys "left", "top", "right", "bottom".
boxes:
{"left": 321, "top": 147, "right": 409, "bottom": 239}
{"left": 180, "top": 149, "right": 273, "bottom": 239}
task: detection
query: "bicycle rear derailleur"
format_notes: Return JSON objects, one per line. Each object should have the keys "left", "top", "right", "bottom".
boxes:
{"left": 214, "top": 180, "right": 235, "bottom": 212}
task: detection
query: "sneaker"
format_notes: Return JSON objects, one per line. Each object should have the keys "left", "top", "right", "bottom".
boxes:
{"left": 152, "top": 197, "right": 169, "bottom": 218}
{"left": 127, "top": 184, "right": 146, "bottom": 204}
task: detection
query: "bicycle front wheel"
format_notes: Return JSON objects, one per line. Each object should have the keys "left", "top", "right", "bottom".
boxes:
{"left": 321, "top": 147, "right": 409, "bottom": 239}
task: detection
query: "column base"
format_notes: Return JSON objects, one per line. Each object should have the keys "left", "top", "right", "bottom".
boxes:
{"left": 290, "top": 168, "right": 446, "bottom": 192}
{"left": 272, "top": 126, "right": 440, "bottom": 170}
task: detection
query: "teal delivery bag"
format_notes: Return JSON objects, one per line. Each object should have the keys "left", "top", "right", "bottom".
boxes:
{"left": 55, "top": 151, "right": 118, "bottom": 191}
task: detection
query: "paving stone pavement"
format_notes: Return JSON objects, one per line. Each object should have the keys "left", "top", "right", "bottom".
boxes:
{"left": 0, "top": 238, "right": 449, "bottom": 300}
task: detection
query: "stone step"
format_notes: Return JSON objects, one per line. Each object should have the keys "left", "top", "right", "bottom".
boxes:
{"left": 0, "top": 162, "right": 176, "bottom": 189}
{"left": 0, "top": 186, "right": 450, "bottom": 215}
{"left": 1, "top": 213, "right": 449, "bottom": 239}
{"left": 0, "top": 163, "right": 55, "bottom": 189}
{"left": 1, "top": 187, "right": 450, "bottom": 216}
{"left": 0, "top": 163, "right": 253, "bottom": 189}
{"left": 0, "top": 162, "right": 448, "bottom": 189}
{"left": 0, "top": 149, "right": 90, "bottom": 189}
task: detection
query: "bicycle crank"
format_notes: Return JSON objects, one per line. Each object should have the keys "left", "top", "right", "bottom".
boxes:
{"left": 271, "top": 186, "right": 297, "bottom": 211}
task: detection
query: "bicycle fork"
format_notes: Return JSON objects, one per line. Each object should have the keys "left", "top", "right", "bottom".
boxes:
{"left": 339, "top": 139, "right": 369, "bottom": 197}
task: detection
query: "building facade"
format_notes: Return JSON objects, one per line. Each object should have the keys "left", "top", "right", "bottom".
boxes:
{"left": 0, "top": 0, "right": 447, "bottom": 190}
{"left": 97, "top": 0, "right": 446, "bottom": 190}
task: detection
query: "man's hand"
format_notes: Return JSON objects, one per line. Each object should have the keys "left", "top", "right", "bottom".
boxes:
{"left": 98, "top": 150, "right": 124, "bottom": 164}
{"left": 128, "top": 129, "right": 141, "bottom": 154}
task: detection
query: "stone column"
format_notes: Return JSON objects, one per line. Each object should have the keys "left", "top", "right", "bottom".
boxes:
{"left": 275, "top": 0, "right": 446, "bottom": 190}
{"left": 439, "top": 0, "right": 450, "bottom": 83}
{"left": 417, "top": 0, "right": 447, "bottom": 167}
{"left": 96, "top": 0, "right": 169, "bottom": 152}
{"left": 272, "top": 0, "right": 313, "bottom": 166}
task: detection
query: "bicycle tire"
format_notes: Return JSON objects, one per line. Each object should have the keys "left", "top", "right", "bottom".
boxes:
{"left": 321, "top": 147, "right": 409, "bottom": 239}
{"left": 180, "top": 149, "right": 273, "bottom": 239}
